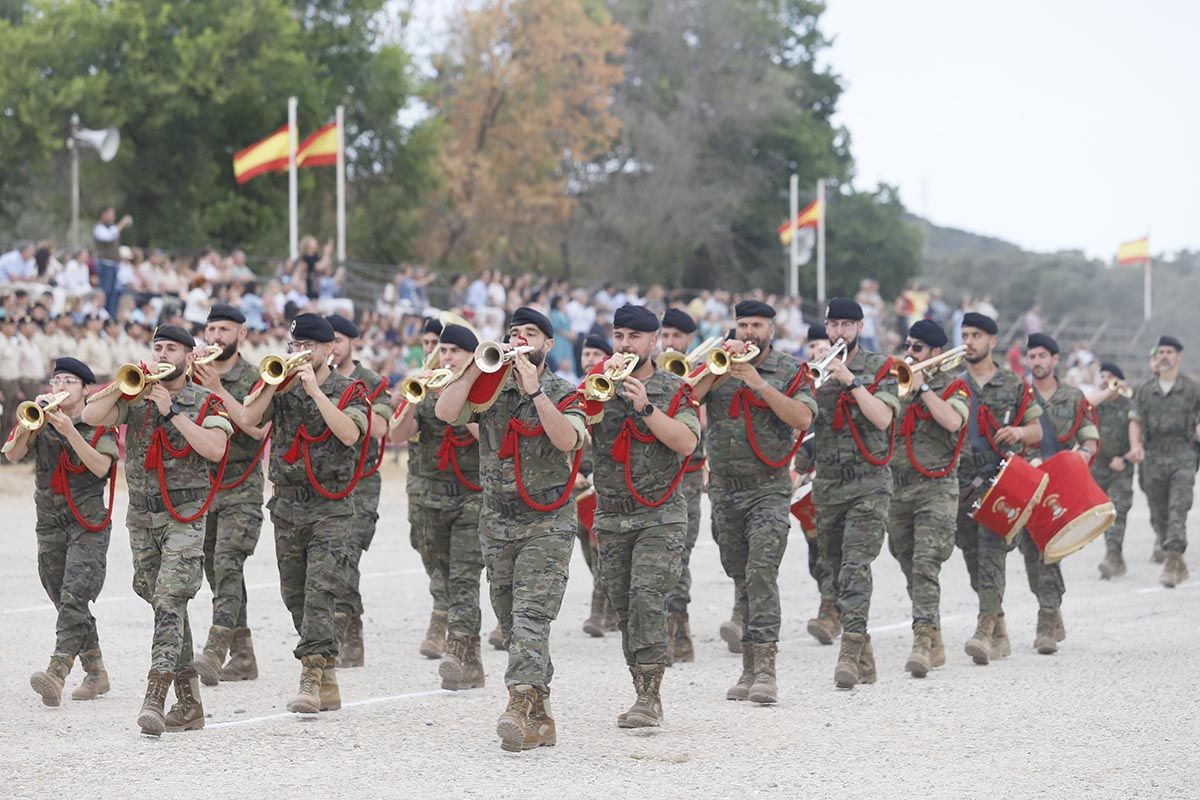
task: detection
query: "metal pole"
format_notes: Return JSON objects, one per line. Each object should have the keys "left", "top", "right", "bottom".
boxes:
{"left": 1144, "top": 260, "right": 1152, "bottom": 321}
{"left": 816, "top": 179, "right": 826, "bottom": 307}
{"left": 336, "top": 105, "right": 346, "bottom": 263}
{"left": 288, "top": 96, "right": 299, "bottom": 261}
{"left": 788, "top": 173, "right": 799, "bottom": 297}
{"left": 69, "top": 113, "right": 80, "bottom": 250}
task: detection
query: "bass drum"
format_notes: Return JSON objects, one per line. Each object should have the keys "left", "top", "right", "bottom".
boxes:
{"left": 1026, "top": 451, "right": 1115, "bottom": 564}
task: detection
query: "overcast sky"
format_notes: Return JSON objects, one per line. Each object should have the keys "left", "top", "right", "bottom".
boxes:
{"left": 404, "top": 0, "right": 1198, "bottom": 259}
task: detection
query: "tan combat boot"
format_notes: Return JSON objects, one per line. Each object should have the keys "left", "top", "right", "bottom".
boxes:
{"left": 496, "top": 684, "right": 535, "bottom": 752}
{"left": 332, "top": 613, "right": 351, "bottom": 667}
{"left": 906, "top": 626, "right": 934, "bottom": 678}
{"left": 748, "top": 642, "right": 779, "bottom": 703}
{"left": 601, "top": 593, "right": 619, "bottom": 632}
{"left": 1161, "top": 553, "right": 1190, "bottom": 588}
{"left": 858, "top": 634, "right": 877, "bottom": 684}
{"left": 834, "top": 632, "right": 867, "bottom": 689}
{"left": 671, "top": 612, "right": 695, "bottom": 663}
{"left": 462, "top": 635, "right": 486, "bottom": 689}
{"left": 806, "top": 595, "right": 841, "bottom": 645}
{"left": 525, "top": 686, "right": 557, "bottom": 749}
{"left": 488, "top": 625, "right": 506, "bottom": 651}
{"left": 930, "top": 627, "right": 946, "bottom": 668}
{"left": 582, "top": 585, "right": 608, "bottom": 638}
{"left": 420, "top": 610, "right": 448, "bottom": 659}
{"left": 30, "top": 654, "right": 73, "bottom": 707}
{"left": 1098, "top": 545, "right": 1127, "bottom": 579}
{"left": 164, "top": 667, "right": 205, "bottom": 732}
{"left": 219, "top": 627, "right": 258, "bottom": 681}
{"left": 726, "top": 649, "right": 754, "bottom": 701}
{"left": 1152, "top": 532, "right": 1165, "bottom": 564}
{"left": 992, "top": 612, "right": 1012, "bottom": 659}
{"left": 964, "top": 613, "right": 996, "bottom": 665}
{"left": 72, "top": 648, "right": 110, "bottom": 700}
{"left": 320, "top": 659, "right": 341, "bottom": 711}
{"left": 1034, "top": 608, "right": 1058, "bottom": 654}
{"left": 440, "top": 633, "right": 485, "bottom": 690}
{"left": 287, "top": 655, "right": 324, "bottom": 714}
{"left": 343, "top": 615, "right": 365, "bottom": 667}
{"left": 621, "top": 664, "right": 665, "bottom": 727}
{"left": 719, "top": 603, "right": 743, "bottom": 654}
{"left": 193, "top": 625, "right": 234, "bottom": 687}
{"left": 137, "top": 669, "right": 175, "bottom": 735}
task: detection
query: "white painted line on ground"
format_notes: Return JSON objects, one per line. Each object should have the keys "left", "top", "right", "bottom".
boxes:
{"left": 1136, "top": 581, "right": 1200, "bottom": 595}
{"left": 205, "top": 688, "right": 453, "bottom": 729}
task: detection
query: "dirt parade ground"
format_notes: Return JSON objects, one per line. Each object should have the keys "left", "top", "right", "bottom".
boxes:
{"left": 1, "top": 459, "right": 1197, "bottom": 800}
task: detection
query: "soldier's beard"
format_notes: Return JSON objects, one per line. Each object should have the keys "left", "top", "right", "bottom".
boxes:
{"left": 526, "top": 349, "right": 545, "bottom": 368}
{"left": 165, "top": 362, "right": 187, "bottom": 381}
{"left": 965, "top": 348, "right": 991, "bottom": 364}
{"left": 216, "top": 342, "right": 238, "bottom": 362}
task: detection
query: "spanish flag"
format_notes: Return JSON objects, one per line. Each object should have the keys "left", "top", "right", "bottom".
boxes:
{"left": 1116, "top": 236, "right": 1150, "bottom": 267}
{"left": 777, "top": 199, "right": 822, "bottom": 246}
{"left": 232, "top": 124, "right": 291, "bottom": 184}
{"left": 297, "top": 120, "right": 338, "bottom": 168}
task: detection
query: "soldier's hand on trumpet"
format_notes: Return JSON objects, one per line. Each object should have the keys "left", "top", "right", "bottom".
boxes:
{"left": 191, "top": 362, "right": 222, "bottom": 393}
{"left": 44, "top": 407, "right": 76, "bottom": 437}
{"left": 294, "top": 361, "right": 320, "bottom": 396}
{"left": 513, "top": 349, "right": 541, "bottom": 395}
{"left": 147, "top": 383, "right": 173, "bottom": 416}
{"left": 824, "top": 357, "right": 855, "bottom": 387}
{"left": 620, "top": 375, "right": 649, "bottom": 412}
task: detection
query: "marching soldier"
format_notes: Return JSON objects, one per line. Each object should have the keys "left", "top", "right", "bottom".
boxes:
{"left": 578, "top": 333, "right": 617, "bottom": 638}
{"left": 810, "top": 298, "right": 899, "bottom": 689}
{"left": 589, "top": 305, "right": 699, "bottom": 727}
{"left": 435, "top": 307, "right": 586, "bottom": 752}
{"left": 692, "top": 300, "right": 815, "bottom": 704}
{"left": 1129, "top": 335, "right": 1200, "bottom": 587}
{"left": 82, "top": 326, "right": 233, "bottom": 734}
{"left": 800, "top": 323, "right": 839, "bottom": 645}
{"left": 392, "top": 323, "right": 487, "bottom": 691}
{"left": 1089, "top": 362, "right": 1135, "bottom": 579}
{"left": 191, "top": 304, "right": 267, "bottom": 685}
{"left": 5, "top": 358, "right": 117, "bottom": 707}
{"left": 955, "top": 313, "right": 1042, "bottom": 665}
{"left": 887, "top": 321, "right": 969, "bottom": 677}
{"left": 328, "top": 314, "right": 392, "bottom": 667}
{"left": 242, "top": 313, "right": 370, "bottom": 715}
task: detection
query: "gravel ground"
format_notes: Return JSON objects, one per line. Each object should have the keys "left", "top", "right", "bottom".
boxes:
{"left": 1, "top": 461, "right": 1197, "bottom": 800}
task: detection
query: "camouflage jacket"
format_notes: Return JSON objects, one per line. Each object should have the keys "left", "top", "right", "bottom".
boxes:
{"left": 960, "top": 362, "right": 1042, "bottom": 481}
{"left": 410, "top": 388, "right": 481, "bottom": 507}
{"left": 263, "top": 370, "right": 369, "bottom": 492}
{"left": 1034, "top": 382, "right": 1098, "bottom": 459}
{"left": 1092, "top": 394, "right": 1132, "bottom": 471}
{"left": 812, "top": 347, "right": 899, "bottom": 495}
{"left": 31, "top": 419, "right": 119, "bottom": 515}
{"left": 1130, "top": 374, "right": 1200, "bottom": 461}
{"left": 213, "top": 355, "right": 265, "bottom": 503}
{"left": 894, "top": 369, "right": 969, "bottom": 486}
{"left": 348, "top": 361, "right": 391, "bottom": 496}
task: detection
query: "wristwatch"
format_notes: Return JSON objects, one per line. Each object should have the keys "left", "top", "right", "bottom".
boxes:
{"left": 529, "top": 388, "right": 544, "bottom": 400}
{"left": 639, "top": 402, "right": 656, "bottom": 418}
{"left": 163, "top": 403, "right": 181, "bottom": 423}
{"left": 918, "top": 383, "right": 931, "bottom": 395}
{"left": 849, "top": 378, "right": 863, "bottom": 390}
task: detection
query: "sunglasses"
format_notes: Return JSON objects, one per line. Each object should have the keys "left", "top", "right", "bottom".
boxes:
{"left": 903, "top": 341, "right": 927, "bottom": 352}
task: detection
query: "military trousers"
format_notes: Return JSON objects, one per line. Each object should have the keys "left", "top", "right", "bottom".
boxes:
{"left": 1143, "top": 455, "right": 1198, "bottom": 554}
{"left": 128, "top": 500, "right": 206, "bottom": 672}
{"left": 410, "top": 496, "right": 484, "bottom": 637}
{"left": 337, "top": 479, "right": 381, "bottom": 619}
{"left": 887, "top": 480, "right": 957, "bottom": 629}
{"left": 203, "top": 483, "right": 263, "bottom": 630}
{"left": 36, "top": 505, "right": 110, "bottom": 657}
{"left": 666, "top": 471, "right": 703, "bottom": 614}
{"left": 597, "top": 521, "right": 685, "bottom": 666}
{"left": 815, "top": 483, "right": 890, "bottom": 635}
{"left": 478, "top": 503, "right": 573, "bottom": 690}
{"left": 1093, "top": 466, "right": 1134, "bottom": 549}
{"left": 955, "top": 475, "right": 1012, "bottom": 615}
{"left": 409, "top": 500, "right": 449, "bottom": 615}
{"left": 710, "top": 481, "right": 790, "bottom": 642}
{"left": 1014, "top": 530, "right": 1065, "bottom": 609}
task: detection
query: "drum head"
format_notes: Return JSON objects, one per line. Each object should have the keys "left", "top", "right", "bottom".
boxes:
{"left": 1043, "top": 502, "right": 1116, "bottom": 564}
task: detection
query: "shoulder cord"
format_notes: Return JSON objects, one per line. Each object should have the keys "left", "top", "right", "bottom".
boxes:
{"left": 901, "top": 378, "right": 969, "bottom": 478}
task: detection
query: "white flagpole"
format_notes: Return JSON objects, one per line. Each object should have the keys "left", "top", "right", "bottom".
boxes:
{"left": 788, "top": 173, "right": 799, "bottom": 297}
{"left": 816, "top": 179, "right": 826, "bottom": 307}
{"left": 288, "top": 96, "right": 298, "bottom": 261}
{"left": 336, "top": 105, "right": 346, "bottom": 263}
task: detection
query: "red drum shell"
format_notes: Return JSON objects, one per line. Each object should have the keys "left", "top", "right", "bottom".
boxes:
{"left": 576, "top": 489, "right": 597, "bottom": 545}
{"left": 971, "top": 455, "right": 1049, "bottom": 541}
{"left": 790, "top": 482, "right": 817, "bottom": 538}
{"left": 1026, "top": 451, "right": 1116, "bottom": 564}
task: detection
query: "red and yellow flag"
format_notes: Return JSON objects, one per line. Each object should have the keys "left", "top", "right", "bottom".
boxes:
{"left": 232, "top": 124, "right": 291, "bottom": 184}
{"left": 777, "top": 199, "right": 822, "bottom": 246}
{"left": 297, "top": 121, "right": 338, "bottom": 168}
{"left": 1116, "top": 236, "right": 1150, "bottom": 267}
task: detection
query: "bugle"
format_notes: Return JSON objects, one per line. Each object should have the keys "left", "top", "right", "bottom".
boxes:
{"left": 259, "top": 350, "right": 312, "bottom": 386}
{"left": 892, "top": 344, "right": 967, "bottom": 397}
{"left": 582, "top": 353, "right": 640, "bottom": 402}
{"left": 474, "top": 341, "right": 534, "bottom": 374}
{"left": 1105, "top": 379, "right": 1133, "bottom": 399}
{"left": 193, "top": 344, "right": 223, "bottom": 366}
{"left": 809, "top": 339, "right": 848, "bottom": 388}
{"left": 16, "top": 391, "right": 71, "bottom": 432}
{"left": 399, "top": 368, "right": 457, "bottom": 404}
{"left": 707, "top": 342, "right": 761, "bottom": 376}
{"left": 114, "top": 362, "right": 176, "bottom": 397}
{"left": 656, "top": 335, "right": 724, "bottom": 378}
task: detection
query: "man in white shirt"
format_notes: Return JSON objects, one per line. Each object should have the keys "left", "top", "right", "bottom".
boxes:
{"left": 92, "top": 207, "right": 132, "bottom": 317}
{"left": 0, "top": 314, "right": 22, "bottom": 448}
{"left": 0, "top": 242, "right": 35, "bottom": 284}
{"left": 17, "top": 316, "right": 48, "bottom": 403}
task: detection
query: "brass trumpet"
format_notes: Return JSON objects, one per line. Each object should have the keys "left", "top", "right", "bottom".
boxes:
{"left": 582, "top": 353, "right": 640, "bottom": 402}
{"left": 706, "top": 342, "right": 761, "bottom": 376}
{"left": 193, "top": 344, "right": 223, "bottom": 366}
{"left": 892, "top": 344, "right": 967, "bottom": 397}
{"left": 16, "top": 391, "right": 71, "bottom": 432}
{"left": 114, "top": 362, "right": 176, "bottom": 397}
{"left": 399, "top": 368, "right": 457, "bottom": 404}
{"left": 1105, "top": 379, "right": 1133, "bottom": 399}
{"left": 259, "top": 350, "right": 312, "bottom": 386}
{"left": 474, "top": 341, "right": 535, "bottom": 374}
{"left": 656, "top": 335, "right": 725, "bottom": 378}
{"left": 809, "top": 339, "right": 849, "bottom": 388}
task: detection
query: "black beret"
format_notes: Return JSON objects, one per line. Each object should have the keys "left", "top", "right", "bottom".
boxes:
{"left": 152, "top": 324, "right": 195, "bottom": 348}
{"left": 582, "top": 333, "right": 613, "bottom": 356}
{"left": 661, "top": 308, "right": 697, "bottom": 334}
{"left": 961, "top": 312, "right": 998, "bottom": 335}
{"left": 509, "top": 306, "right": 553, "bottom": 338}
{"left": 807, "top": 323, "right": 829, "bottom": 342}
{"left": 613, "top": 303, "right": 660, "bottom": 332}
{"left": 909, "top": 320, "right": 949, "bottom": 348}
{"left": 422, "top": 317, "right": 443, "bottom": 336}
{"left": 52, "top": 356, "right": 96, "bottom": 385}
{"left": 289, "top": 313, "right": 334, "bottom": 343}
{"left": 1099, "top": 362, "right": 1125, "bottom": 380}
{"left": 824, "top": 297, "right": 863, "bottom": 321}
{"left": 207, "top": 303, "right": 245, "bottom": 325}
{"left": 1157, "top": 335, "right": 1183, "bottom": 352}
{"left": 440, "top": 323, "right": 478, "bottom": 353}
{"left": 1026, "top": 332, "right": 1059, "bottom": 355}
{"left": 734, "top": 300, "right": 777, "bottom": 319}
{"left": 326, "top": 314, "right": 359, "bottom": 340}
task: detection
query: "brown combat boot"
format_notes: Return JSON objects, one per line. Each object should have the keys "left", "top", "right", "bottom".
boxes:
{"left": 525, "top": 686, "right": 557, "bottom": 749}
{"left": 621, "top": 664, "right": 665, "bottom": 727}
{"left": 488, "top": 625, "right": 506, "bottom": 651}
{"left": 806, "top": 595, "right": 841, "bottom": 645}
{"left": 1161, "top": 553, "right": 1190, "bottom": 588}
{"left": 834, "top": 632, "right": 867, "bottom": 689}
{"left": 137, "top": 669, "right": 175, "bottom": 735}
{"left": 601, "top": 596, "right": 619, "bottom": 632}
{"left": 164, "top": 667, "right": 205, "bottom": 732}
{"left": 287, "top": 655, "right": 324, "bottom": 714}
{"left": 930, "top": 627, "right": 946, "bottom": 668}
{"left": 582, "top": 585, "right": 608, "bottom": 638}
{"left": 320, "top": 659, "right": 341, "bottom": 711}
{"left": 332, "top": 613, "right": 351, "bottom": 666}
{"left": 496, "top": 684, "right": 535, "bottom": 752}
{"left": 1152, "top": 533, "right": 1165, "bottom": 564}
{"left": 72, "top": 648, "right": 110, "bottom": 700}
{"left": 420, "top": 610, "right": 448, "bottom": 659}
{"left": 1098, "top": 545, "right": 1127, "bottom": 579}
{"left": 1034, "top": 608, "right": 1059, "bottom": 654}
{"left": 30, "top": 654, "right": 72, "bottom": 707}
{"left": 906, "top": 626, "right": 934, "bottom": 678}
{"left": 748, "top": 642, "right": 779, "bottom": 703}
{"left": 440, "top": 633, "right": 485, "bottom": 690}
{"left": 670, "top": 612, "right": 695, "bottom": 663}
{"left": 719, "top": 602, "right": 743, "bottom": 654}
{"left": 193, "top": 625, "right": 234, "bottom": 687}
{"left": 858, "top": 634, "right": 877, "bottom": 684}
{"left": 964, "top": 613, "right": 996, "bottom": 665}
{"left": 219, "top": 627, "right": 258, "bottom": 681}
{"left": 726, "top": 649, "right": 754, "bottom": 701}
{"left": 992, "top": 612, "right": 1012, "bottom": 659}
{"left": 343, "top": 615, "right": 365, "bottom": 667}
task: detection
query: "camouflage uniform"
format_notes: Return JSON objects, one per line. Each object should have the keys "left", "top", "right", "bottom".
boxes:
{"left": 575, "top": 440, "right": 600, "bottom": 579}
{"left": 263, "top": 372, "right": 368, "bottom": 660}
{"left": 28, "top": 420, "right": 119, "bottom": 657}
{"left": 590, "top": 370, "right": 700, "bottom": 666}
{"left": 407, "top": 402, "right": 449, "bottom": 616}
{"left": 1092, "top": 393, "right": 1134, "bottom": 550}
{"left": 811, "top": 349, "right": 899, "bottom": 635}
{"left": 335, "top": 361, "right": 391, "bottom": 619}
{"left": 410, "top": 393, "right": 484, "bottom": 637}
{"left": 887, "top": 372, "right": 969, "bottom": 628}
{"left": 793, "top": 440, "right": 827, "bottom": 593}
{"left": 1131, "top": 375, "right": 1200, "bottom": 554}
{"left": 203, "top": 356, "right": 264, "bottom": 630}
{"left": 666, "top": 437, "right": 705, "bottom": 614}
{"left": 956, "top": 364, "right": 1041, "bottom": 614}
{"left": 457, "top": 369, "right": 586, "bottom": 689}
{"left": 119, "top": 386, "right": 233, "bottom": 671}
{"left": 706, "top": 348, "right": 816, "bottom": 643}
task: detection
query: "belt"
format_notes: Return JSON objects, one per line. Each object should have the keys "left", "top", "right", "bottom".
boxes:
{"left": 709, "top": 472, "right": 786, "bottom": 491}
{"left": 134, "top": 487, "right": 209, "bottom": 513}
{"left": 274, "top": 484, "right": 321, "bottom": 502}
{"left": 485, "top": 485, "right": 568, "bottom": 516}
{"left": 813, "top": 463, "right": 880, "bottom": 482}
{"left": 425, "top": 480, "right": 477, "bottom": 498}
{"left": 597, "top": 492, "right": 676, "bottom": 514}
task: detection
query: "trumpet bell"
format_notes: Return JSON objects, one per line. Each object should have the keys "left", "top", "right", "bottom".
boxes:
{"left": 583, "top": 373, "right": 616, "bottom": 402}
{"left": 656, "top": 350, "right": 690, "bottom": 378}
{"left": 707, "top": 348, "right": 732, "bottom": 375}
{"left": 259, "top": 355, "right": 289, "bottom": 385}
{"left": 115, "top": 363, "right": 148, "bottom": 396}
{"left": 475, "top": 342, "right": 506, "bottom": 374}
{"left": 16, "top": 401, "right": 45, "bottom": 431}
